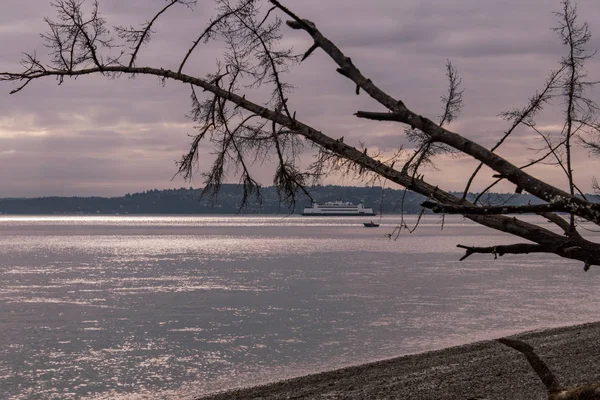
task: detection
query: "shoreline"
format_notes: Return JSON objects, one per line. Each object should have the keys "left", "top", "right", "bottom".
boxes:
{"left": 196, "top": 321, "right": 600, "bottom": 400}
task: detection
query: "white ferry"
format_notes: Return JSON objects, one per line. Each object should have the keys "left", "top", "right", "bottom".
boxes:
{"left": 301, "top": 201, "right": 376, "bottom": 216}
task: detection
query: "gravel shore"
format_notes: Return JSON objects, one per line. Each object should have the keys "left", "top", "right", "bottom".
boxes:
{"left": 197, "top": 321, "right": 600, "bottom": 400}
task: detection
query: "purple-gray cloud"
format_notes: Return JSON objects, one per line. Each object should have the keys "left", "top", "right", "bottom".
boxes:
{"left": 1, "top": 0, "right": 599, "bottom": 197}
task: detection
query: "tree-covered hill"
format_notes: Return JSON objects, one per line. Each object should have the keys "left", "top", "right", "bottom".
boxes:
{"left": 0, "top": 185, "right": 594, "bottom": 215}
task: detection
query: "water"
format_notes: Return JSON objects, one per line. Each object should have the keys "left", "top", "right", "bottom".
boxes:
{"left": 1, "top": 215, "right": 599, "bottom": 399}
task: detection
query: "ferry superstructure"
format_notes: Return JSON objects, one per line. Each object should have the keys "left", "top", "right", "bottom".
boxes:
{"left": 301, "top": 201, "right": 376, "bottom": 216}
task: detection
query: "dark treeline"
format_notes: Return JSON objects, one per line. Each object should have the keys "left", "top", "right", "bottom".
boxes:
{"left": 0, "top": 185, "right": 595, "bottom": 215}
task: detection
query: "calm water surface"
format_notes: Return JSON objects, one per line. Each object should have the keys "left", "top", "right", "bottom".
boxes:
{"left": 1, "top": 215, "right": 599, "bottom": 399}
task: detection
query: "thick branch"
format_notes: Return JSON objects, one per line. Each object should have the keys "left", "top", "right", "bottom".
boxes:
{"left": 473, "top": 135, "right": 569, "bottom": 204}
{"left": 0, "top": 68, "right": 562, "bottom": 241}
{"left": 496, "top": 338, "right": 561, "bottom": 394}
{"left": 539, "top": 212, "right": 580, "bottom": 237}
{"left": 456, "top": 243, "right": 550, "bottom": 261}
{"left": 5, "top": 64, "right": 600, "bottom": 266}
{"left": 422, "top": 200, "right": 570, "bottom": 215}
{"left": 356, "top": 109, "right": 600, "bottom": 224}
{"left": 272, "top": 5, "right": 600, "bottom": 225}
{"left": 462, "top": 67, "right": 564, "bottom": 199}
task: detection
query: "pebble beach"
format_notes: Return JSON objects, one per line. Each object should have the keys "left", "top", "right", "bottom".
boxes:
{"left": 197, "top": 322, "right": 600, "bottom": 400}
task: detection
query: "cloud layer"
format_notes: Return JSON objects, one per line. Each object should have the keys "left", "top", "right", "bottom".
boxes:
{"left": 1, "top": 0, "right": 599, "bottom": 197}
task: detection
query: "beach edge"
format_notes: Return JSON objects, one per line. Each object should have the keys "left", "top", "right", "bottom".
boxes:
{"left": 196, "top": 321, "right": 600, "bottom": 400}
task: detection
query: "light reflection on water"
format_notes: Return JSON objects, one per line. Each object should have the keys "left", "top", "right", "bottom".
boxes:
{"left": 0, "top": 215, "right": 599, "bottom": 399}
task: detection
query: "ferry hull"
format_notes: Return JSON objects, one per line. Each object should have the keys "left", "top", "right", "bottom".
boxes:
{"left": 301, "top": 212, "right": 376, "bottom": 216}
{"left": 301, "top": 201, "right": 376, "bottom": 216}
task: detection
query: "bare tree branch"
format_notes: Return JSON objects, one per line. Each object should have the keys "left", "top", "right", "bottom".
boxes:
{"left": 422, "top": 201, "right": 572, "bottom": 216}
{"left": 276, "top": 0, "right": 600, "bottom": 228}
{"left": 496, "top": 338, "right": 561, "bottom": 394}
{"left": 456, "top": 243, "right": 549, "bottom": 261}
{"left": 3, "top": 0, "right": 600, "bottom": 269}
{"left": 115, "top": 0, "right": 195, "bottom": 68}
{"left": 462, "top": 67, "right": 564, "bottom": 199}
{"left": 497, "top": 337, "right": 600, "bottom": 398}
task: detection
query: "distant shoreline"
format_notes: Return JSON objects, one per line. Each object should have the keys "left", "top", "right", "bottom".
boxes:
{"left": 197, "top": 321, "right": 600, "bottom": 400}
{"left": 0, "top": 185, "right": 566, "bottom": 216}
{"left": 0, "top": 212, "right": 416, "bottom": 216}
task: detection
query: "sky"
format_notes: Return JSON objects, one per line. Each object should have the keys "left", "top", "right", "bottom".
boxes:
{"left": 1, "top": 0, "right": 600, "bottom": 198}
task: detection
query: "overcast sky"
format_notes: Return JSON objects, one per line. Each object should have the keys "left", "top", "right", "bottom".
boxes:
{"left": 1, "top": 0, "right": 600, "bottom": 197}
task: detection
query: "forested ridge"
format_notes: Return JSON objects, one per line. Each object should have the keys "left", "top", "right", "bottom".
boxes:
{"left": 0, "top": 185, "right": 587, "bottom": 215}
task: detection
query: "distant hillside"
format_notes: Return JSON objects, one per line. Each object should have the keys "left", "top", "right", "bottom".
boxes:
{"left": 0, "top": 185, "right": 597, "bottom": 215}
